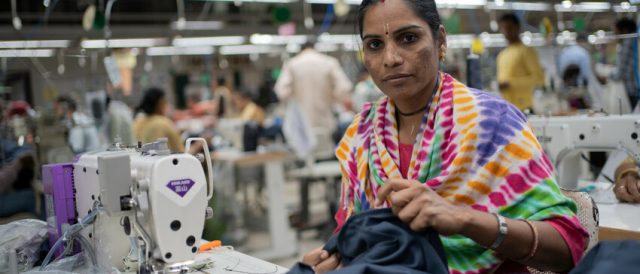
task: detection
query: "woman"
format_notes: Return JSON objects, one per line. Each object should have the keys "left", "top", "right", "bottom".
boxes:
{"left": 302, "top": 1, "right": 588, "bottom": 273}
{"left": 133, "top": 88, "right": 185, "bottom": 152}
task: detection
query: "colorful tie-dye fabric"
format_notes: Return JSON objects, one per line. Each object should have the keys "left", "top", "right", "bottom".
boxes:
{"left": 334, "top": 73, "right": 587, "bottom": 274}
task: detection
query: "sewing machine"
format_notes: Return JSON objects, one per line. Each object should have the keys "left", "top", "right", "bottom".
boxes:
{"left": 42, "top": 138, "right": 213, "bottom": 273}
{"left": 528, "top": 114, "right": 640, "bottom": 189}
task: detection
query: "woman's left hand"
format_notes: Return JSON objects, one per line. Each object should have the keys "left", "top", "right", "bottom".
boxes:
{"left": 376, "top": 178, "right": 471, "bottom": 236}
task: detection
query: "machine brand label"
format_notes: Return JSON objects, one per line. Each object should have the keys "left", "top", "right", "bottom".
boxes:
{"left": 166, "top": 179, "right": 195, "bottom": 197}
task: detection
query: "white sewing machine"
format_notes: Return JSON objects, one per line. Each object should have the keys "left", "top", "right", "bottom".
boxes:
{"left": 43, "top": 138, "right": 213, "bottom": 273}
{"left": 528, "top": 114, "right": 640, "bottom": 189}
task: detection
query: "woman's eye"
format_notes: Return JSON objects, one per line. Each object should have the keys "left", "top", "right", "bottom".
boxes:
{"left": 402, "top": 33, "right": 418, "bottom": 43}
{"left": 367, "top": 40, "right": 382, "bottom": 50}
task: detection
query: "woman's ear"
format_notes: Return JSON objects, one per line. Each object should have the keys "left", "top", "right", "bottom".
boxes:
{"left": 438, "top": 25, "right": 447, "bottom": 62}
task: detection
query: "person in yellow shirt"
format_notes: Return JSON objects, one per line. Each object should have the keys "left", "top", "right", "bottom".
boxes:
{"left": 232, "top": 89, "right": 266, "bottom": 126}
{"left": 133, "top": 88, "right": 185, "bottom": 152}
{"left": 497, "top": 13, "right": 545, "bottom": 112}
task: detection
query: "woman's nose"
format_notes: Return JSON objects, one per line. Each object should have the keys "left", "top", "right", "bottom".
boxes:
{"left": 383, "top": 44, "right": 403, "bottom": 68}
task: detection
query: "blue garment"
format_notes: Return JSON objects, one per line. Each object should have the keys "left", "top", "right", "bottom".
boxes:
{"left": 0, "top": 189, "right": 36, "bottom": 217}
{"left": 611, "top": 38, "right": 640, "bottom": 103}
{"left": 0, "top": 139, "right": 31, "bottom": 164}
{"left": 288, "top": 208, "right": 448, "bottom": 274}
{"left": 570, "top": 240, "right": 640, "bottom": 274}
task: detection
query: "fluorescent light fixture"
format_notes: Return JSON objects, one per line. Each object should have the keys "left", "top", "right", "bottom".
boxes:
{"left": 555, "top": 2, "right": 611, "bottom": 12}
{"left": 170, "top": 20, "right": 224, "bottom": 30}
{"left": 250, "top": 34, "right": 307, "bottom": 45}
{"left": 435, "top": 0, "right": 486, "bottom": 9}
{"left": 309, "top": 0, "right": 486, "bottom": 7}
{"left": 173, "top": 36, "right": 245, "bottom": 47}
{"left": 146, "top": 46, "right": 214, "bottom": 56}
{"left": 81, "top": 38, "right": 167, "bottom": 49}
{"left": 487, "top": 2, "right": 551, "bottom": 11}
{"left": 0, "top": 40, "right": 70, "bottom": 49}
{"left": 220, "top": 45, "right": 279, "bottom": 55}
{"left": 317, "top": 34, "right": 359, "bottom": 44}
{"left": 446, "top": 33, "right": 547, "bottom": 49}
{"left": 314, "top": 43, "right": 339, "bottom": 53}
{"left": 198, "top": 0, "right": 295, "bottom": 3}
{"left": 614, "top": 2, "right": 637, "bottom": 12}
{"left": 0, "top": 49, "right": 54, "bottom": 58}
{"left": 306, "top": 0, "right": 360, "bottom": 4}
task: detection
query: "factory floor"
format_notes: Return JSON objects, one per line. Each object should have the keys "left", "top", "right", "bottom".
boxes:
{"left": 230, "top": 177, "right": 335, "bottom": 269}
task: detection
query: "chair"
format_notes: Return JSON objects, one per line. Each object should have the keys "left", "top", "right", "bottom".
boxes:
{"left": 286, "top": 129, "right": 342, "bottom": 231}
{"left": 527, "top": 188, "right": 599, "bottom": 274}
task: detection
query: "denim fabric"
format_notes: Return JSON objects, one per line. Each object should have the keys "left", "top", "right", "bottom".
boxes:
{"left": 570, "top": 240, "right": 640, "bottom": 274}
{"left": 288, "top": 208, "right": 448, "bottom": 274}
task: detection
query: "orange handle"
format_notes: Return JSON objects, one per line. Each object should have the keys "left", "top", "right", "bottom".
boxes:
{"left": 198, "top": 240, "right": 222, "bottom": 252}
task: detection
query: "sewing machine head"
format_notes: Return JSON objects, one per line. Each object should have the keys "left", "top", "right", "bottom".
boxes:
{"left": 42, "top": 138, "right": 213, "bottom": 273}
{"left": 528, "top": 114, "right": 640, "bottom": 189}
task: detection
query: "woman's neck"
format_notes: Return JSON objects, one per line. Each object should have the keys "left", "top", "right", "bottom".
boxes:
{"left": 395, "top": 74, "right": 439, "bottom": 144}
{"left": 397, "top": 112, "right": 424, "bottom": 144}
{"left": 394, "top": 75, "right": 438, "bottom": 114}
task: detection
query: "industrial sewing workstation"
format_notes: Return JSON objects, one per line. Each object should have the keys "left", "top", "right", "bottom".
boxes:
{"left": 2, "top": 0, "right": 640, "bottom": 273}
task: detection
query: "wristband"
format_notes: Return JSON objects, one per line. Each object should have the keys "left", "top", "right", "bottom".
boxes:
{"left": 489, "top": 213, "right": 508, "bottom": 250}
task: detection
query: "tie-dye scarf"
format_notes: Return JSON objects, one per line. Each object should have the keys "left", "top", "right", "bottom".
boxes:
{"left": 334, "top": 73, "right": 586, "bottom": 274}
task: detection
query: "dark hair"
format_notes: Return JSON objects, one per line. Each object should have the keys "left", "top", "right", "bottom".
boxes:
{"left": 56, "top": 95, "right": 77, "bottom": 112}
{"left": 616, "top": 18, "right": 638, "bottom": 34}
{"left": 137, "top": 87, "right": 165, "bottom": 115}
{"left": 499, "top": 13, "right": 520, "bottom": 27}
{"left": 217, "top": 77, "right": 226, "bottom": 86}
{"left": 357, "top": 0, "right": 441, "bottom": 41}
{"left": 235, "top": 88, "right": 255, "bottom": 101}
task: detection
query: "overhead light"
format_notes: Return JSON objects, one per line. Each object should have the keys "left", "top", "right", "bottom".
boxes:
{"left": 306, "top": 0, "right": 360, "bottom": 4}
{"left": 170, "top": 20, "right": 224, "bottom": 31}
{"left": 435, "top": 0, "right": 486, "bottom": 9}
{"left": 0, "top": 49, "right": 54, "bottom": 58}
{"left": 317, "top": 34, "right": 359, "bottom": 44}
{"left": 172, "top": 36, "right": 245, "bottom": 47}
{"left": 197, "top": 0, "right": 295, "bottom": 3}
{"left": 555, "top": 2, "right": 611, "bottom": 12}
{"left": 487, "top": 2, "right": 551, "bottom": 11}
{"left": 250, "top": 34, "right": 307, "bottom": 45}
{"left": 220, "top": 45, "right": 279, "bottom": 55}
{"left": 494, "top": 0, "right": 504, "bottom": 6}
{"left": 314, "top": 43, "right": 339, "bottom": 53}
{"left": 614, "top": 2, "right": 637, "bottom": 12}
{"left": 81, "top": 38, "right": 167, "bottom": 49}
{"left": 0, "top": 40, "right": 70, "bottom": 49}
{"left": 146, "top": 46, "right": 214, "bottom": 56}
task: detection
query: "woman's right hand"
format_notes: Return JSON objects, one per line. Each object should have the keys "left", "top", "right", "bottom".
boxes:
{"left": 301, "top": 246, "right": 341, "bottom": 273}
{"left": 615, "top": 172, "right": 640, "bottom": 203}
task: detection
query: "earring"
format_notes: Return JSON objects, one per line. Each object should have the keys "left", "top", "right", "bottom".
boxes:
{"left": 440, "top": 52, "right": 446, "bottom": 62}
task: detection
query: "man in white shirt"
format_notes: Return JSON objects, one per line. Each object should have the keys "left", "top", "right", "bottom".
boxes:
{"left": 55, "top": 96, "right": 102, "bottom": 153}
{"left": 274, "top": 40, "right": 353, "bottom": 137}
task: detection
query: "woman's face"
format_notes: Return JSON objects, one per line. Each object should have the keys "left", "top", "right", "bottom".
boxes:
{"left": 361, "top": 0, "right": 446, "bottom": 103}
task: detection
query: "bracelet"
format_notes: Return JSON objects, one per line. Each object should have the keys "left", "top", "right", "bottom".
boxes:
{"left": 516, "top": 219, "right": 539, "bottom": 262}
{"left": 488, "top": 213, "right": 508, "bottom": 250}
{"left": 616, "top": 167, "right": 639, "bottom": 183}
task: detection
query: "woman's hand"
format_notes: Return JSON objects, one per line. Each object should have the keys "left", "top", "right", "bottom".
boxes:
{"left": 614, "top": 172, "right": 640, "bottom": 203}
{"left": 301, "top": 246, "right": 341, "bottom": 273}
{"left": 375, "top": 179, "right": 471, "bottom": 235}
